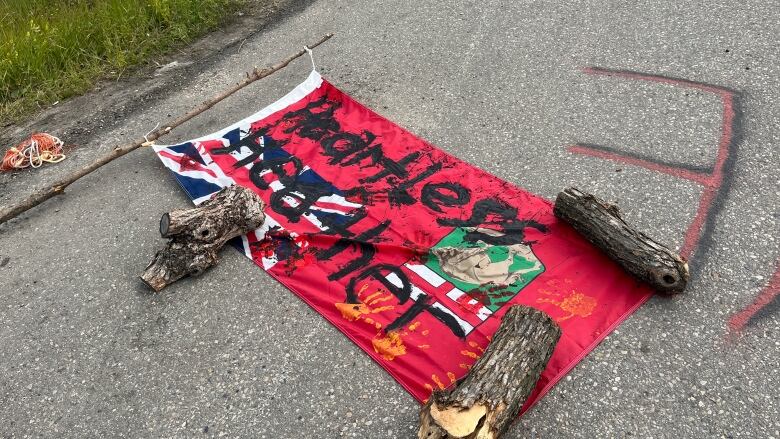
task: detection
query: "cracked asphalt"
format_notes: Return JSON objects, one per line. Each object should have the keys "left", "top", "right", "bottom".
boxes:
{"left": 1, "top": 0, "right": 778, "bottom": 437}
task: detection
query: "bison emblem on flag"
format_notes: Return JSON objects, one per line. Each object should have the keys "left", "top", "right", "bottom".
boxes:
{"left": 402, "top": 227, "right": 545, "bottom": 336}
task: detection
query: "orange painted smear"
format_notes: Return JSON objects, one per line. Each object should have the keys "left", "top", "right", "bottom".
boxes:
{"left": 461, "top": 350, "right": 479, "bottom": 359}
{"left": 432, "top": 374, "right": 446, "bottom": 390}
{"left": 447, "top": 372, "right": 457, "bottom": 384}
{"left": 468, "top": 341, "right": 485, "bottom": 353}
{"left": 424, "top": 383, "right": 433, "bottom": 392}
{"left": 335, "top": 302, "right": 368, "bottom": 321}
{"left": 459, "top": 363, "right": 471, "bottom": 370}
{"left": 537, "top": 290, "right": 597, "bottom": 322}
{"left": 408, "top": 321, "right": 421, "bottom": 332}
{"left": 422, "top": 330, "right": 430, "bottom": 336}
{"left": 335, "top": 302, "right": 395, "bottom": 322}
{"left": 367, "top": 294, "right": 394, "bottom": 305}
{"left": 372, "top": 331, "right": 407, "bottom": 361}
{"left": 364, "top": 291, "right": 383, "bottom": 303}
{"left": 417, "top": 344, "right": 430, "bottom": 349}
{"left": 561, "top": 291, "right": 597, "bottom": 319}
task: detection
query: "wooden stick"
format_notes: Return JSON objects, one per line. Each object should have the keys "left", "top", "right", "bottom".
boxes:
{"left": 554, "top": 187, "right": 689, "bottom": 293}
{"left": 0, "top": 33, "right": 334, "bottom": 225}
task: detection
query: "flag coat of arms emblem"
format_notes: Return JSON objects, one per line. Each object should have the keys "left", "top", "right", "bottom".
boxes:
{"left": 153, "top": 70, "right": 652, "bottom": 411}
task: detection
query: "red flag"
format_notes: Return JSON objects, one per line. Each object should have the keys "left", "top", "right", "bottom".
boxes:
{"left": 153, "top": 71, "right": 652, "bottom": 411}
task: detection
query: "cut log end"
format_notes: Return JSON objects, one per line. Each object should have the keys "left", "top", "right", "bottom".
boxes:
{"left": 140, "top": 256, "right": 170, "bottom": 292}
{"left": 422, "top": 402, "right": 492, "bottom": 439}
{"left": 652, "top": 261, "right": 689, "bottom": 292}
{"left": 160, "top": 212, "right": 171, "bottom": 237}
{"left": 140, "top": 277, "right": 166, "bottom": 293}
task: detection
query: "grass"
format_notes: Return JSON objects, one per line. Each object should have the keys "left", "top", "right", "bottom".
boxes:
{"left": 0, "top": 0, "right": 246, "bottom": 124}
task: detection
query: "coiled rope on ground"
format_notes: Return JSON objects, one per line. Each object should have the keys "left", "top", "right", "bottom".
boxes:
{"left": 1, "top": 133, "right": 66, "bottom": 171}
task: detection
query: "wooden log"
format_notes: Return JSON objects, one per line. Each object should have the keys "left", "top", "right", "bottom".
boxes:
{"left": 418, "top": 305, "right": 561, "bottom": 439}
{"left": 140, "top": 185, "right": 265, "bottom": 292}
{"left": 553, "top": 187, "right": 689, "bottom": 293}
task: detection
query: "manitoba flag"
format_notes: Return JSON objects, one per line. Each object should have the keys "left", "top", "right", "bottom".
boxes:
{"left": 153, "top": 69, "right": 652, "bottom": 412}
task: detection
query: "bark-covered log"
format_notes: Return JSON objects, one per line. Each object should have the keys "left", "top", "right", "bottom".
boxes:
{"left": 418, "top": 305, "right": 561, "bottom": 439}
{"left": 140, "top": 185, "right": 265, "bottom": 291}
{"left": 553, "top": 187, "right": 689, "bottom": 293}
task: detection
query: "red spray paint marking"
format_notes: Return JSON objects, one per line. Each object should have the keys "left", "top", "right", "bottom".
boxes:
{"left": 571, "top": 68, "right": 774, "bottom": 332}
{"left": 567, "top": 145, "right": 713, "bottom": 186}
{"left": 572, "top": 67, "right": 737, "bottom": 259}
{"left": 728, "top": 262, "right": 780, "bottom": 333}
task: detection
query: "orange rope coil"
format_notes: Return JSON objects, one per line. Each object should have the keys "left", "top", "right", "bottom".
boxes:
{"left": 1, "top": 133, "right": 66, "bottom": 171}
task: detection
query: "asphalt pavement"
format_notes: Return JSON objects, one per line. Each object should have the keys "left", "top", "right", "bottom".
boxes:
{"left": 1, "top": 0, "right": 778, "bottom": 437}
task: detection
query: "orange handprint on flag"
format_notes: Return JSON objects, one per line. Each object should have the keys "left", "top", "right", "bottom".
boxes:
{"left": 537, "top": 279, "right": 597, "bottom": 322}
{"left": 335, "top": 284, "right": 433, "bottom": 361}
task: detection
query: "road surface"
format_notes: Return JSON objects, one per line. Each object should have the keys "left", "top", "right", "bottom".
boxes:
{"left": 1, "top": 0, "right": 778, "bottom": 437}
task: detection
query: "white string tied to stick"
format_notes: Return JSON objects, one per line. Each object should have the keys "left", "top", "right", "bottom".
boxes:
{"left": 303, "top": 45, "right": 317, "bottom": 71}
{"left": 142, "top": 122, "right": 161, "bottom": 147}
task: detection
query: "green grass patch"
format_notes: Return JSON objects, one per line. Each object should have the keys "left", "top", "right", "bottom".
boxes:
{"left": 0, "top": 0, "right": 246, "bottom": 124}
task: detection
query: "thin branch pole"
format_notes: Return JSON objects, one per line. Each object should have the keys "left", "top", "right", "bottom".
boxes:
{"left": 0, "top": 33, "right": 334, "bottom": 225}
